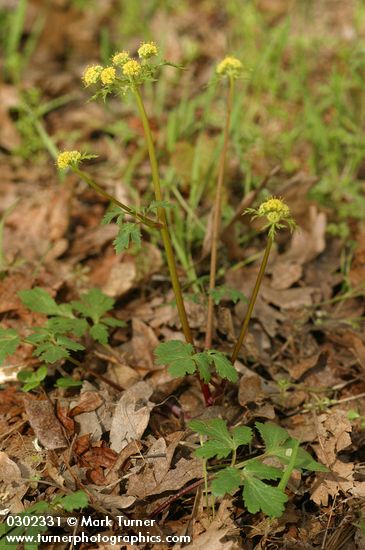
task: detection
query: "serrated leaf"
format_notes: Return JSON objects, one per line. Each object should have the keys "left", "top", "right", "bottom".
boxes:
{"left": 90, "top": 323, "right": 109, "bottom": 344}
{"left": 208, "top": 350, "right": 238, "bottom": 382}
{"left": 53, "top": 490, "right": 88, "bottom": 511}
{"left": 210, "top": 286, "right": 247, "bottom": 305}
{"left": 56, "top": 336, "right": 85, "bottom": 352}
{"left": 231, "top": 426, "right": 253, "bottom": 447}
{"left": 72, "top": 288, "right": 115, "bottom": 324}
{"left": 0, "top": 327, "right": 20, "bottom": 364}
{"left": 147, "top": 200, "right": 171, "bottom": 212}
{"left": 256, "top": 422, "right": 289, "bottom": 452}
{"left": 155, "top": 340, "right": 196, "bottom": 378}
{"left": 244, "top": 461, "right": 283, "bottom": 480}
{"left": 17, "top": 366, "right": 48, "bottom": 392}
{"left": 101, "top": 206, "right": 123, "bottom": 225}
{"left": 194, "top": 352, "right": 212, "bottom": 383}
{"left": 273, "top": 440, "right": 329, "bottom": 472}
{"left": 46, "top": 317, "right": 88, "bottom": 337}
{"left": 33, "top": 342, "right": 70, "bottom": 363}
{"left": 243, "top": 477, "right": 288, "bottom": 517}
{"left": 188, "top": 418, "right": 232, "bottom": 442}
{"left": 55, "top": 377, "right": 83, "bottom": 389}
{"left": 195, "top": 439, "right": 233, "bottom": 459}
{"left": 211, "top": 467, "right": 242, "bottom": 496}
{"left": 113, "top": 222, "right": 141, "bottom": 253}
{"left": 18, "top": 287, "right": 64, "bottom": 316}
{"left": 101, "top": 316, "right": 126, "bottom": 327}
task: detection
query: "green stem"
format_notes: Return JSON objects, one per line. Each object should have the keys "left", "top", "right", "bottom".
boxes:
{"left": 231, "top": 447, "right": 237, "bottom": 467}
{"left": 205, "top": 76, "right": 234, "bottom": 350}
{"left": 278, "top": 439, "right": 299, "bottom": 492}
{"left": 72, "top": 166, "right": 160, "bottom": 229}
{"left": 230, "top": 235, "right": 273, "bottom": 364}
{"left": 133, "top": 84, "right": 213, "bottom": 406}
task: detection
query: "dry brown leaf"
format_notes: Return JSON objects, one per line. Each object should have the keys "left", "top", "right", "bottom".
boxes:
{"left": 0, "top": 452, "right": 22, "bottom": 483}
{"left": 183, "top": 499, "right": 240, "bottom": 549}
{"left": 23, "top": 397, "right": 67, "bottom": 450}
{"left": 69, "top": 391, "right": 104, "bottom": 417}
{"left": 311, "top": 410, "right": 354, "bottom": 506}
{"left": 238, "top": 366, "right": 274, "bottom": 406}
{"left": 283, "top": 205, "right": 326, "bottom": 265}
{"left": 270, "top": 260, "right": 303, "bottom": 290}
{"left": 110, "top": 381, "right": 154, "bottom": 452}
{"left": 82, "top": 446, "right": 118, "bottom": 469}
{"left": 71, "top": 382, "right": 104, "bottom": 441}
{"left": 100, "top": 243, "right": 162, "bottom": 298}
{"left": 131, "top": 318, "right": 159, "bottom": 370}
{"left": 127, "top": 432, "right": 201, "bottom": 498}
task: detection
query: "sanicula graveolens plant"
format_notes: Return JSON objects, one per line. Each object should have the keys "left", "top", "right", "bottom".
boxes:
{"left": 231, "top": 198, "right": 296, "bottom": 364}
{"left": 205, "top": 56, "right": 243, "bottom": 350}
{"left": 55, "top": 46, "right": 296, "bottom": 409}
{"left": 58, "top": 43, "right": 214, "bottom": 405}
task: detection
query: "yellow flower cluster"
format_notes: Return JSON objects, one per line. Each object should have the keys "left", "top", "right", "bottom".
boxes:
{"left": 122, "top": 59, "right": 141, "bottom": 77}
{"left": 216, "top": 56, "right": 243, "bottom": 78}
{"left": 138, "top": 41, "right": 158, "bottom": 59}
{"left": 258, "top": 198, "right": 291, "bottom": 224}
{"left": 112, "top": 51, "right": 130, "bottom": 66}
{"left": 82, "top": 65, "right": 103, "bottom": 86}
{"left": 57, "top": 150, "right": 81, "bottom": 170}
{"left": 100, "top": 66, "right": 116, "bottom": 85}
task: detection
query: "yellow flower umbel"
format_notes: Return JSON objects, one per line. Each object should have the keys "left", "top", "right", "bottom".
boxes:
{"left": 112, "top": 51, "right": 130, "bottom": 66}
{"left": 138, "top": 41, "right": 158, "bottom": 59}
{"left": 82, "top": 65, "right": 103, "bottom": 86}
{"left": 122, "top": 59, "right": 141, "bottom": 77}
{"left": 100, "top": 66, "right": 116, "bottom": 85}
{"left": 247, "top": 196, "right": 295, "bottom": 238}
{"left": 216, "top": 56, "right": 243, "bottom": 79}
{"left": 57, "top": 150, "right": 82, "bottom": 170}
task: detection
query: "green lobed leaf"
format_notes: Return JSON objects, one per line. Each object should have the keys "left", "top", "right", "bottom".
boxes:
{"left": 0, "top": 327, "right": 20, "bottom": 364}
{"left": 208, "top": 350, "right": 238, "bottom": 382}
{"left": 46, "top": 317, "right": 89, "bottom": 337}
{"left": 209, "top": 285, "right": 247, "bottom": 305}
{"left": 32, "top": 341, "right": 70, "bottom": 363}
{"left": 53, "top": 490, "right": 88, "bottom": 512}
{"left": 194, "top": 352, "right": 211, "bottom": 383}
{"left": 71, "top": 288, "right": 115, "bottom": 324}
{"left": 244, "top": 460, "right": 283, "bottom": 480}
{"left": 211, "top": 467, "right": 242, "bottom": 497}
{"left": 101, "top": 206, "right": 124, "bottom": 225}
{"left": 55, "top": 377, "right": 83, "bottom": 389}
{"left": 155, "top": 340, "right": 196, "bottom": 378}
{"left": 17, "top": 366, "right": 48, "bottom": 392}
{"left": 231, "top": 426, "right": 253, "bottom": 447}
{"left": 195, "top": 439, "right": 233, "bottom": 460}
{"left": 101, "top": 316, "right": 126, "bottom": 328}
{"left": 18, "top": 287, "right": 64, "bottom": 316}
{"left": 273, "top": 439, "right": 329, "bottom": 472}
{"left": 147, "top": 200, "right": 171, "bottom": 212}
{"left": 255, "top": 421, "right": 289, "bottom": 452}
{"left": 243, "top": 476, "right": 288, "bottom": 517}
{"left": 113, "top": 222, "right": 141, "bottom": 253}
{"left": 90, "top": 322, "right": 109, "bottom": 344}
{"left": 56, "top": 336, "right": 84, "bottom": 352}
{"left": 188, "top": 418, "right": 232, "bottom": 443}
